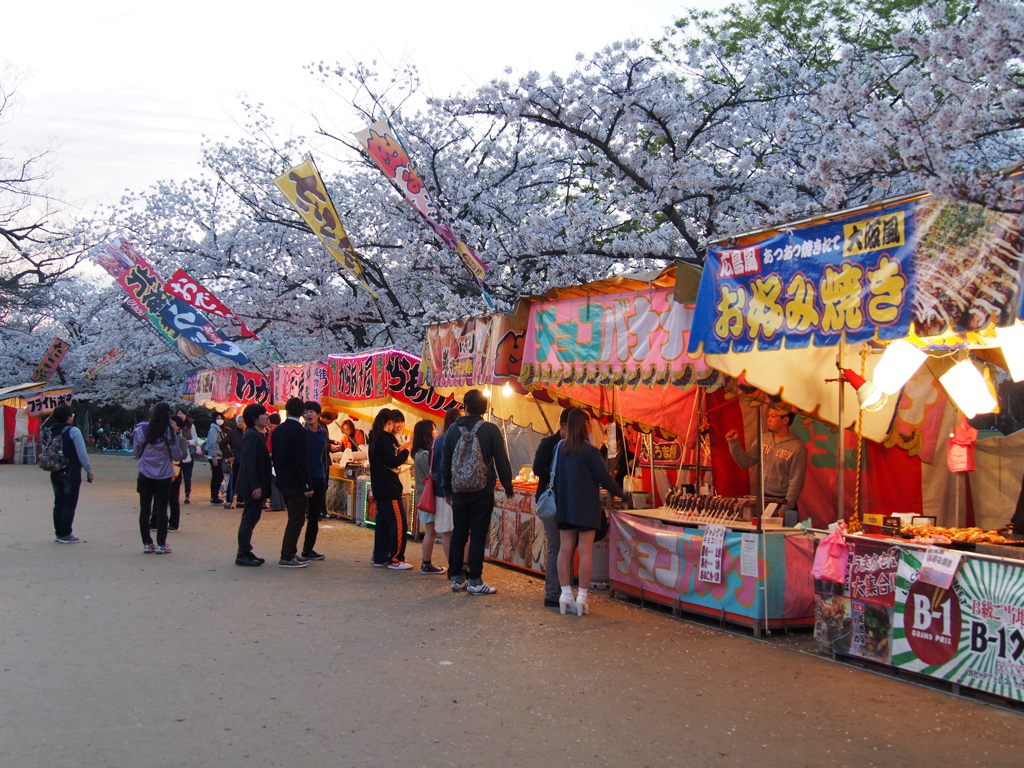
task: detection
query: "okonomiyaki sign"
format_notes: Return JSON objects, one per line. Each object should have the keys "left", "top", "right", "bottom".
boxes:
{"left": 524, "top": 287, "right": 702, "bottom": 373}
{"left": 689, "top": 197, "right": 1024, "bottom": 353}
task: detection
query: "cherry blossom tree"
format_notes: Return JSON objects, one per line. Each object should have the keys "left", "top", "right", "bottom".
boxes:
{"left": 0, "top": 66, "right": 89, "bottom": 320}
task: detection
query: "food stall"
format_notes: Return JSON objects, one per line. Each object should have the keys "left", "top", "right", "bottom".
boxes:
{"left": 420, "top": 312, "right": 565, "bottom": 576}
{"left": 184, "top": 367, "right": 272, "bottom": 410}
{"left": 0, "top": 382, "right": 47, "bottom": 463}
{"left": 511, "top": 266, "right": 817, "bottom": 628}
{"left": 686, "top": 187, "right": 1024, "bottom": 698}
{"left": 324, "top": 347, "right": 461, "bottom": 536}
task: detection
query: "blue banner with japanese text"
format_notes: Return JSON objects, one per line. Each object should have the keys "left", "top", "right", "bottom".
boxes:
{"left": 689, "top": 197, "right": 1024, "bottom": 353}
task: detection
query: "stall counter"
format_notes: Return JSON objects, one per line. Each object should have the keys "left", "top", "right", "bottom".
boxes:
{"left": 610, "top": 509, "right": 816, "bottom": 635}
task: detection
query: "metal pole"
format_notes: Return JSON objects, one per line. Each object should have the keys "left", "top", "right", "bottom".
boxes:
{"left": 756, "top": 401, "right": 764, "bottom": 517}
{"left": 837, "top": 340, "right": 845, "bottom": 524}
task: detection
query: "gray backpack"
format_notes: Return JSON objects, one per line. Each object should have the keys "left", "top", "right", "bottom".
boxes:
{"left": 451, "top": 421, "right": 489, "bottom": 493}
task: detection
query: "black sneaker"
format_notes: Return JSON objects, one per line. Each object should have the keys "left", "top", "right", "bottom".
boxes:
{"left": 301, "top": 551, "right": 326, "bottom": 561}
{"left": 278, "top": 557, "right": 308, "bottom": 568}
{"left": 236, "top": 554, "right": 262, "bottom": 567}
{"left": 293, "top": 555, "right": 310, "bottom": 565}
{"left": 210, "top": 498, "right": 224, "bottom": 505}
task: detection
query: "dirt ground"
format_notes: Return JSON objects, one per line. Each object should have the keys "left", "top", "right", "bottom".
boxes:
{"left": 1, "top": 453, "right": 1021, "bottom": 768}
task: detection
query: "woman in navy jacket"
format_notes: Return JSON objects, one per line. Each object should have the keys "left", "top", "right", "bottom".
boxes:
{"left": 554, "top": 408, "right": 626, "bottom": 616}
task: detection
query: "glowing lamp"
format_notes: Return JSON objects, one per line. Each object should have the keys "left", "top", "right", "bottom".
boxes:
{"left": 873, "top": 339, "right": 927, "bottom": 395}
{"left": 996, "top": 322, "right": 1024, "bottom": 383}
{"left": 482, "top": 387, "right": 492, "bottom": 399}
{"left": 842, "top": 369, "right": 887, "bottom": 412}
{"left": 502, "top": 381, "right": 513, "bottom": 396}
{"left": 939, "top": 359, "right": 997, "bottom": 418}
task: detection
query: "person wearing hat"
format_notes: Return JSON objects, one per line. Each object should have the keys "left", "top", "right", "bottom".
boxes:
{"left": 725, "top": 405, "right": 807, "bottom": 512}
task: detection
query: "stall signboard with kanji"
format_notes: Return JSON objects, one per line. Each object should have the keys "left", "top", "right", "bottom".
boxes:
{"left": 421, "top": 315, "right": 496, "bottom": 388}
{"left": 232, "top": 370, "right": 270, "bottom": 406}
{"left": 893, "top": 549, "right": 1024, "bottom": 703}
{"left": 690, "top": 196, "right": 1024, "bottom": 353}
{"left": 815, "top": 537, "right": 900, "bottom": 664}
{"left": 25, "top": 387, "right": 74, "bottom": 416}
{"left": 522, "top": 286, "right": 716, "bottom": 381}
{"left": 327, "top": 349, "right": 459, "bottom": 422}
{"left": 271, "top": 363, "right": 328, "bottom": 406}
{"left": 181, "top": 369, "right": 199, "bottom": 399}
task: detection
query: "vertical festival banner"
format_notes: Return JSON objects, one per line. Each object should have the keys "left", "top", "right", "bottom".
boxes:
{"left": 353, "top": 119, "right": 492, "bottom": 307}
{"left": 164, "top": 268, "right": 258, "bottom": 340}
{"left": 29, "top": 338, "right": 72, "bottom": 384}
{"left": 273, "top": 159, "right": 376, "bottom": 298}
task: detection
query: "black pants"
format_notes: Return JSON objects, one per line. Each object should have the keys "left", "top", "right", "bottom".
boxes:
{"left": 303, "top": 480, "right": 327, "bottom": 554}
{"left": 279, "top": 487, "right": 309, "bottom": 560}
{"left": 372, "top": 497, "right": 407, "bottom": 565}
{"left": 153, "top": 473, "right": 183, "bottom": 529}
{"left": 51, "top": 467, "right": 82, "bottom": 539}
{"left": 210, "top": 461, "right": 224, "bottom": 501}
{"left": 180, "top": 460, "right": 194, "bottom": 498}
{"left": 447, "top": 489, "right": 495, "bottom": 581}
{"left": 138, "top": 474, "right": 171, "bottom": 546}
{"left": 237, "top": 492, "right": 264, "bottom": 556}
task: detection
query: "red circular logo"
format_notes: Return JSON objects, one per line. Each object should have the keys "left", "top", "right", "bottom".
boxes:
{"left": 904, "top": 578, "right": 961, "bottom": 666}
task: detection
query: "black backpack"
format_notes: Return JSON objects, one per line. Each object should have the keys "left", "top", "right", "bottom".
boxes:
{"left": 38, "top": 426, "right": 69, "bottom": 472}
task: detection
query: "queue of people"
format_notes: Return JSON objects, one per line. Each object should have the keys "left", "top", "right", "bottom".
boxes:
{"left": 47, "top": 388, "right": 653, "bottom": 618}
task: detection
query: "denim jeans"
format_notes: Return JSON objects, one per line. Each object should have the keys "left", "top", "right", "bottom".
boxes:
{"left": 51, "top": 468, "right": 82, "bottom": 539}
{"left": 447, "top": 489, "right": 497, "bottom": 581}
{"left": 180, "top": 460, "right": 194, "bottom": 498}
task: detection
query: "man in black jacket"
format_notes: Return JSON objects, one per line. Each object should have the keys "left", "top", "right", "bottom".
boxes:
{"left": 271, "top": 397, "right": 314, "bottom": 568}
{"left": 235, "top": 404, "right": 271, "bottom": 566}
{"left": 441, "top": 389, "right": 514, "bottom": 595}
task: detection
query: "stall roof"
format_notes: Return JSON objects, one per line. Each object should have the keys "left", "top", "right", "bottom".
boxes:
{"left": 511, "top": 262, "right": 701, "bottom": 327}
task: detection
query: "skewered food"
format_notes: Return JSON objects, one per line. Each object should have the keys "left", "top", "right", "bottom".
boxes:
{"left": 901, "top": 525, "right": 1010, "bottom": 545}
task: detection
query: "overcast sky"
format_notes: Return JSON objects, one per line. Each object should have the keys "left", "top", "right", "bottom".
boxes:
{"left": 3, "top": 0, "right": 706, "bottom": 213}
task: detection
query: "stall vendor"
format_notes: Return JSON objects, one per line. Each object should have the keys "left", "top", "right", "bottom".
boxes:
{"left": 725, "top": 406, "right": 807, "bottom": 511}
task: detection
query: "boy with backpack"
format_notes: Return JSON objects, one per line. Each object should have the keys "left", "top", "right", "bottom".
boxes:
{"left": 440, "top": 389, "right": 514, "bottom": 595}
{"left": 41, "top": 405, "right": 94, "bottom": 543}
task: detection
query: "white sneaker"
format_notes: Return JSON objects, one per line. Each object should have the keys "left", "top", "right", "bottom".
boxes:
{"left": 387, "top": 561, "right": 413, "bottom": 570}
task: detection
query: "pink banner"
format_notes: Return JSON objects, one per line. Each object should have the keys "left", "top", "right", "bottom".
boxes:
{"left": 522, "top": 286, "right": 716, "bottom": 381}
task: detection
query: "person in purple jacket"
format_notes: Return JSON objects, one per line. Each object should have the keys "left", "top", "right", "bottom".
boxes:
{"left": 133, "top": 402, "right": 182, "bottom": 555}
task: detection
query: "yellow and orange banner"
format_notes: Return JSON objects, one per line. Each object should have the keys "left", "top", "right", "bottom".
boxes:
{"left": 274, "top": 159, "right": 375, "bottom": 298}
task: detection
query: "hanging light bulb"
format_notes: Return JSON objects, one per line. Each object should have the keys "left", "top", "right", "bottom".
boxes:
{"left": 841, "top": 369, "right": 888, "bottom": 412}
{"left": 996, "top": 321, "right": 1024, "bottom": 382}
{"left": 502, "top": 381, "right": 513, "bottom": 396}
{"left": 483, "top": 387, "right": 492, "bottom": 398}
{"left": 872, "top": 339, "right": 927, "bottom": 395}
{"left": 939, "top": 359, "right": 997, "bottom": 418}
